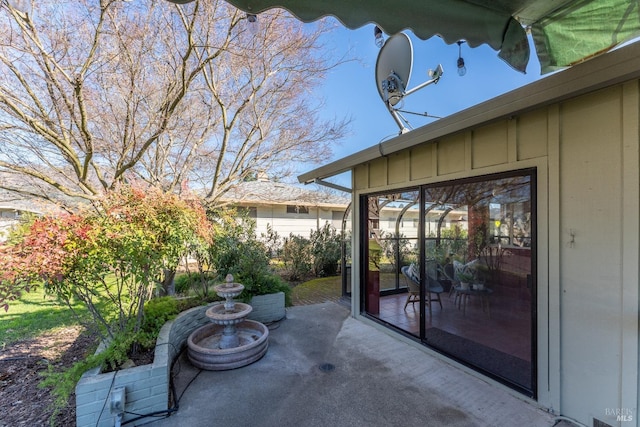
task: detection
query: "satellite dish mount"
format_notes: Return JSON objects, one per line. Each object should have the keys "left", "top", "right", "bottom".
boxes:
{"left": 375, "top": 33, "right": 443, "bottom": 134}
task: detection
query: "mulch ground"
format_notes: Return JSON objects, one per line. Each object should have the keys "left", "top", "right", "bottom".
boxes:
{"left": 0, "top": 326, "right": 95, "bottom": 427}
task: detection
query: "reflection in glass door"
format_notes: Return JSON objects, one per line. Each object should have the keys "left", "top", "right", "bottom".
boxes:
{"left": 363, "top": 191, "right": 419, "bottom": 315}
{"left": 422, "top": 171, "right": 535, "bottom": 396}
{"left": 362, "top": 170, "right": 536, "bottom": 397}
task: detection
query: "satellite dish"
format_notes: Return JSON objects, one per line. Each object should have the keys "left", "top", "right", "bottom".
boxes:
{"left": 374, "top": 32, "right": 444, "bottom": 134}
{"left": 375, "top": 33, "right": 413, "bottom": 107}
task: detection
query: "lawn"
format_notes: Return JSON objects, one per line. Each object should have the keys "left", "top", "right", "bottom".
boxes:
{"left": 1, "top": 275, "right": 343, "bottom": 350}
{"left": 0, "top": 289, "right": 88, "bottom": 349}
{"left": 290, "top": 275, "right": 341, "bottom": 305}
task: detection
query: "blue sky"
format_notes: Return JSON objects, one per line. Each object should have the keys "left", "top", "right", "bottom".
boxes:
{"left": 305, "top": 20, "right": 546, "bottom": 186}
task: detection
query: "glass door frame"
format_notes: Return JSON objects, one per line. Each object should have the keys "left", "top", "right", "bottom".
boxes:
{"left": 360, "top": 168, "right": 537, "bottom": 397}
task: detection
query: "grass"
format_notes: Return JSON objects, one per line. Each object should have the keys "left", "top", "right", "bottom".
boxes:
{"left": 1, "top": 274, "right": 342, "bottom": 351}
{"left": 0, "top": 288, "right": 88, "bottom": 349}
{"left": 291, "top": 275, "right": 341, "bottom": 304}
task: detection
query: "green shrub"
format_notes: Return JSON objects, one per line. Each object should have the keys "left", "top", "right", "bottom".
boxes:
{"left": 138, "top": 297, "right": 179, "bottom": 347}
{"left": 174, "top": 271, "right": 216, "bottom": 295}
{"left": 260, "top": 223, "right": 282, "bottom": 259}
{"left": 207, "top": 209, "right": 263, "bottom": 276}
{"left": 207, "top": 208, "right": 289, "bottom": 302}
{"left": 310, "top": 223, "right": 341, "bottom": 277}
{"left": 239, "top": 273, "right": 292, "bottom": 306}
{"left": 174, "top": 273, "right": 193, "bottom": 294}
{"left": 282, "top": 234, "right": 312, "bottom": 281}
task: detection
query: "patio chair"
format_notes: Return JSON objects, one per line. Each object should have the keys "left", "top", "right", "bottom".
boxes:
{"left": 438, "top": 262, "right": 459, "bottom": 297}
{"left": 401, "top": 264, "right": 444, "bottom": 312}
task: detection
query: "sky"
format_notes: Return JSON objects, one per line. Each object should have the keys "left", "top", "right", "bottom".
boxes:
{"left": 304, "top": 20, "right": 547, "bottom": 188}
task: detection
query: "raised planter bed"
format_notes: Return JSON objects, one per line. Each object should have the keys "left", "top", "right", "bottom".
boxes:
{"left": 247, "top": 291, "right": 286, "bottom": 324}
{"left": 75, "top": 303, "right": 214, "bottom": 427}
{"left": 74, "top": 292, "right": 285, "bottom": 426}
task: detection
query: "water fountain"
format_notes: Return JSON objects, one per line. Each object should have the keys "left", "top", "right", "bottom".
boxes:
{"left": 187, "top": 275, "right": 269, "bottom": 370}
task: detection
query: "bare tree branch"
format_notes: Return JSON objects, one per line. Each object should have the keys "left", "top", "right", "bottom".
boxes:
{"left": 0, "top": 0, "right": 351, "bottom": 210}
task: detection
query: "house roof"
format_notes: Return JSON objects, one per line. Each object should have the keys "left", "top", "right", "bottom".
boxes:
{"left": 0, "top": 189, "right": 63, "bottom": 216}
{"left": 298, "top": 39, "right": 640, "bottom": 185}
{"left": 221, "top": 180, "right": 350, "bottom": 208}
{"left": 0, "top": 172, "right": 69, "bottom": 215}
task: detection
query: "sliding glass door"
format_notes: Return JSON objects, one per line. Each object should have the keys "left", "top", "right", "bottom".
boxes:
{"left": 362, "top": 169, "right": 536, "bottom": 396}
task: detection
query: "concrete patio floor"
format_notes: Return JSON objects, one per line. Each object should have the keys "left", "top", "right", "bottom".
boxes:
{"left": 147, "top": 302, "right": 569, "bottom": 427}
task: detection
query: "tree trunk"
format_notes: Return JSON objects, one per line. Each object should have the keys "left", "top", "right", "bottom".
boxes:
{"left": 162, "top": 268, "right": 176, "bottom": 296}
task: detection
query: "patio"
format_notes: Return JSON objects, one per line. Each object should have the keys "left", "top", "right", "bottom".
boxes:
{"left": 147, "top": 302, "right": 563, "bottom": 427}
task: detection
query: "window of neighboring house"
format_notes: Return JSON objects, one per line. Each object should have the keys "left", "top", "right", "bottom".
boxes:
{"left": 0, "top": 210, "right": 21, "bottom": 219}
{"left": 286, "top": 205, "right": 309, "bottom": 214}
{"left": 233, "top": 206, "right": 257, "bottom": 218}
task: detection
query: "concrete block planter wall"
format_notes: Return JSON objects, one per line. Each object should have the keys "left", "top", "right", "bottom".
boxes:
{"left": 75, "top": 303, "right": 214, "bottom": 427}
{"left": 247, "top": 291, "right": 286, "bottom": 323}
{"left": 75, "top": 292, "right": 284, "bottom": 426}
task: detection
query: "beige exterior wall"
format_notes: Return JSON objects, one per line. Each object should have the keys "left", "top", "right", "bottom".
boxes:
{"left": 351, "top": 82, "right": 640, "bottom": 426}
{"left": 254, "top": 205, "right": 346, "bottom": 238}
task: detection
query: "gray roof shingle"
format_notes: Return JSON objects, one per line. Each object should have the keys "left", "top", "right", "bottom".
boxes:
{"left": 221, "top": 181, "right": 349, "bottom": 208}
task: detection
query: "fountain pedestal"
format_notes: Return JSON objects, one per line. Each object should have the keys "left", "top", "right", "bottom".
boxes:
{"left": 187, "top": 275, "right": 269, "bottom": 370}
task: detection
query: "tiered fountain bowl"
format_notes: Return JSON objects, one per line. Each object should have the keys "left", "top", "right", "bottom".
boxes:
{"left": 187, "top": 275, "right": 269, "bottom": 370}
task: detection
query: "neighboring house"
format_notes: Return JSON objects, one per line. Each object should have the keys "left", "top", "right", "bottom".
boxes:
{"left": 0, "top": 197, "right": 45, "bottom": 242}
{"left": 0, "top": 203, "right": 31, "bottom": 242}
{"left": 0, "top": 178, "right": 351, "bottom": 242}
{"left": 0, "top": 195, "right": 65, "bottom": 242}
{"left": 0, "top": 176, "right": 69, "bottom": 242}
{"left": 300, "top": 42, "right": 640, "bottom": 427}
{"left": 220, "top": 179, "right": 351, "bottom": 239}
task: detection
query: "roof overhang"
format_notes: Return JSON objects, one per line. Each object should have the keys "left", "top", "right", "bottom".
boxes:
{"left": 298, "top": 40, "right": 640, "bottom": 184}
{"left": 227, "top": 200, "right": 348, "bottom": 209}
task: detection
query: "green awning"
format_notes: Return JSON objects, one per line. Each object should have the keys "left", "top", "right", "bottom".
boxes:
{"left": 223, "top": 0, "right": 532, "bottom": 72}
{"left": 531, "top": 0, "right": 640, "bottom": 73}
{"left": 172, "top": 0, "right": 640, "bottom": 74}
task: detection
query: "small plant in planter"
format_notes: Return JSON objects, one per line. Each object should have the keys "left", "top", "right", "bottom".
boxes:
{"left": 456, "top": 272, "right": 475, "bottom": 290}
{"left": 239, "top": 273, "right": 292, "bottom": 306}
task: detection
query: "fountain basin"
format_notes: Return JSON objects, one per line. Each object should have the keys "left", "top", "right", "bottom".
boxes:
{"left": 206, "top": 302, "right": 253, "bottom": 324}
{"left": 213, "top": 282, "right": 245, "bottom": 299}
{"left": 187, "top": 320, "right": 269, "bottom": 370}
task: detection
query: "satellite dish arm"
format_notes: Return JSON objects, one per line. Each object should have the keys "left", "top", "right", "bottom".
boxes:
{"left": 375, "top": 33, "right": 443, "bottom": 134}
{"left": 386, "top": 64, "right": 443, "bottom": 134}
{"left": 387, "top": 107, "right": 409, "bottom": 134}
{"left": 404, "top": 64, "right": 443, "bottom": 97}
